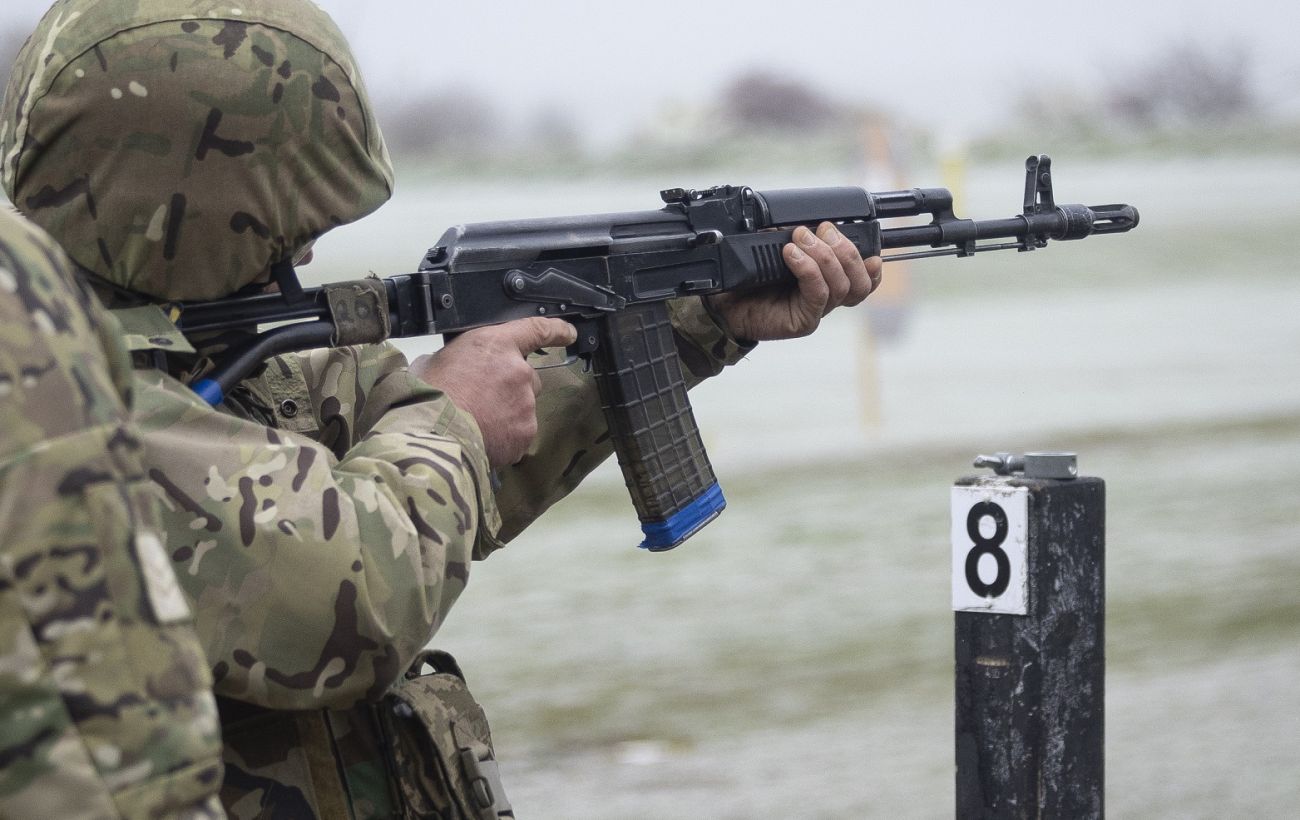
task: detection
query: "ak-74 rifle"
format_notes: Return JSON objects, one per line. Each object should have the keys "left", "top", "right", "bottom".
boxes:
{"left": 175, "top": 155, "right": 1138, "bottom": 551}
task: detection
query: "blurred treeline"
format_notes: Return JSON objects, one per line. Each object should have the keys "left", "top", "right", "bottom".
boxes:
{"left": 2, "top": 25, "right": 1295, "bottom": 178}
{"left": 373, "top": 70, "right": 906, "bottom": 179}
{"left": 369, "top": 39, "right": 1299, "bottom": 177}
{"left": 976, "top": 40, "right": 1300, "bottom": 160}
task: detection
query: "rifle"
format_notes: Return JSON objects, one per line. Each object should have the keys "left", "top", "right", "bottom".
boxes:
{"left": 176, "top": 155, "right": 1138, "bottom": 551}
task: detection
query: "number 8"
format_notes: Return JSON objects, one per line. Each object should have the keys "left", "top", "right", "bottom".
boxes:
{"left": 965, "top": 501, "right": 1011, "bottom": 598}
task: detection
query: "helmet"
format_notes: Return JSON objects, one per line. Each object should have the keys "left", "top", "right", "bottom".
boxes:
{"left": 1, "top": 0, "right": 393, "bottom": 301}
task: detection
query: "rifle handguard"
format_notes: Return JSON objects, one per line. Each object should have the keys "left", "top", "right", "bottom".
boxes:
{"left": 591, "top": 302, "right": 725, "bottom": 550}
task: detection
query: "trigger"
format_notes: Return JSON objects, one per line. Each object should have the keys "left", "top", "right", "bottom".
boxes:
{"left": 532, "top": 346, "right": 582, "bottom": 370}
{"left": 562, "top": 323, "right": 599, "bottom": 371}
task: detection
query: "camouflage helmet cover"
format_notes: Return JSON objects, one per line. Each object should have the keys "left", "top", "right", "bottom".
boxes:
{"left": 0, "top": 0, "right": 394, "bottom": 301}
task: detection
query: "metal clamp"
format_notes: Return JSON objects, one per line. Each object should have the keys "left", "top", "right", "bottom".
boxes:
{"left": 973, "top": 451, "right": 1078, "bottom": 480}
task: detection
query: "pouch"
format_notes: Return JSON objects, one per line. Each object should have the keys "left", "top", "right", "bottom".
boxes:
{"left": 380, "top": 650, "right": 514, "bottom": 820}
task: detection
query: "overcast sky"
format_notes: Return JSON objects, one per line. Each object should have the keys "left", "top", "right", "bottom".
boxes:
{"left": 4, "top": 0, "right": 1297, "bottom": 144}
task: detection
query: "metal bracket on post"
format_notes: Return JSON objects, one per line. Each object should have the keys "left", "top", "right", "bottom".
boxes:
{"left": 952, "top": 450, "right": 1105, "bottom": 818}
{"left": 972, "top": 451, "right": 1078, "bottom": 479}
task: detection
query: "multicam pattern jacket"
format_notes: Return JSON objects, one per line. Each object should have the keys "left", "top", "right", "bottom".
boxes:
{"left": 128, "top": 297, "right": 750, "bottom": 817}
{"left": 130, "top": 297, "right": 751, "bottom": 714}
{"left": 133, "top": 339, "right": 495, "bottom": 712}
{"left": 0, "top": 206, "right": 225, "bottom": 818}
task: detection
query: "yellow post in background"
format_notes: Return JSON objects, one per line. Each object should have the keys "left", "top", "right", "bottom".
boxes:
{"left": 857, "top": 119, "right": 915, "bottom": 433}
{"left": 939, "top": 136, "right": 969, "bottom": 220}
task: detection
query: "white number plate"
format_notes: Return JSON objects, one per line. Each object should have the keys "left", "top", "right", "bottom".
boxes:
{"left": 951, "top": 485, "right": 1029, "bottom": 615}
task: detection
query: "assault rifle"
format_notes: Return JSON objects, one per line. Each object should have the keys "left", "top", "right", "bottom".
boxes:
{"left": 176, "top": 155, "right": 1138, "bottom": 551}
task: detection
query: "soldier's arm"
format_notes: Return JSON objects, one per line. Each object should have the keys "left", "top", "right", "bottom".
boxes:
{"left": 314, "top": 298, "right": 752, "bottom": 556}
{"left": 134, "top": 367, "right": 496, "bottom": 710}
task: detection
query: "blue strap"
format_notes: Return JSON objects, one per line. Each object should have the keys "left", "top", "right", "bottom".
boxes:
{"left": 638, "top": 483, "right": 726, "bottom": 551}
{"left": 191, "top": 378, "right": 224, "bottom": 406}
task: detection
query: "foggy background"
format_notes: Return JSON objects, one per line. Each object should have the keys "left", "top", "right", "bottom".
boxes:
{"left": 2, "top": 2, "right": 1298, "bottom": 818}
{"left": 4, "top": 0, "right": 1298, "bottom": 169}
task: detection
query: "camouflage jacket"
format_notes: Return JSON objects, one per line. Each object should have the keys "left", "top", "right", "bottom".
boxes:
{"left": 126, "top": 296, "right": 751, "bottom": 714}
{"left": 131, "top": 341, "right": 492, "bottom": 711}
{"left": 0, "top": 206, "right": 224, "bottom": 818}
{"left": 125, "top": 296, "right": 751, "bottom": 818}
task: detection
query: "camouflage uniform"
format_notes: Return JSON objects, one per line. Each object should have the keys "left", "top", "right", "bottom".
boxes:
{"left": 2, "top": 1, "right": 752, "bottom": 816}
{"left": 0, "top": 205, "right": 224, "bottom": 816}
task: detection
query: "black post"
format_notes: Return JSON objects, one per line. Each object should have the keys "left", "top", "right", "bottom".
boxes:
{"left": 952, "top": 452, "right": 1105, "bottom": 819}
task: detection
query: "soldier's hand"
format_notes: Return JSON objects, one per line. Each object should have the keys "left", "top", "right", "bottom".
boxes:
{"left": 705, "top": 222, "right": 882, "bottom": 341}
{"left": 410, "top": 318, "right": 577, "bottom": 468}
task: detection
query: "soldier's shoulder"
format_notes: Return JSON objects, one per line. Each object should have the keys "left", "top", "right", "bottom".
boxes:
{"left": 0, "top": 205, "right": 70, "bottom": 273}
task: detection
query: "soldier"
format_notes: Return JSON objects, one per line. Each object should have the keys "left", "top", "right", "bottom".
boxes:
{"left": 0, "top": 205, "right": 224, "bottom": 816}
{"left": 2, "top": 1, "right": 879, "bottom": 815}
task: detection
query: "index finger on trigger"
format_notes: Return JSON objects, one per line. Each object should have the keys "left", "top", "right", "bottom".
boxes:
{"left": 505, "top": 317, "right": 578, "bottom": 355}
